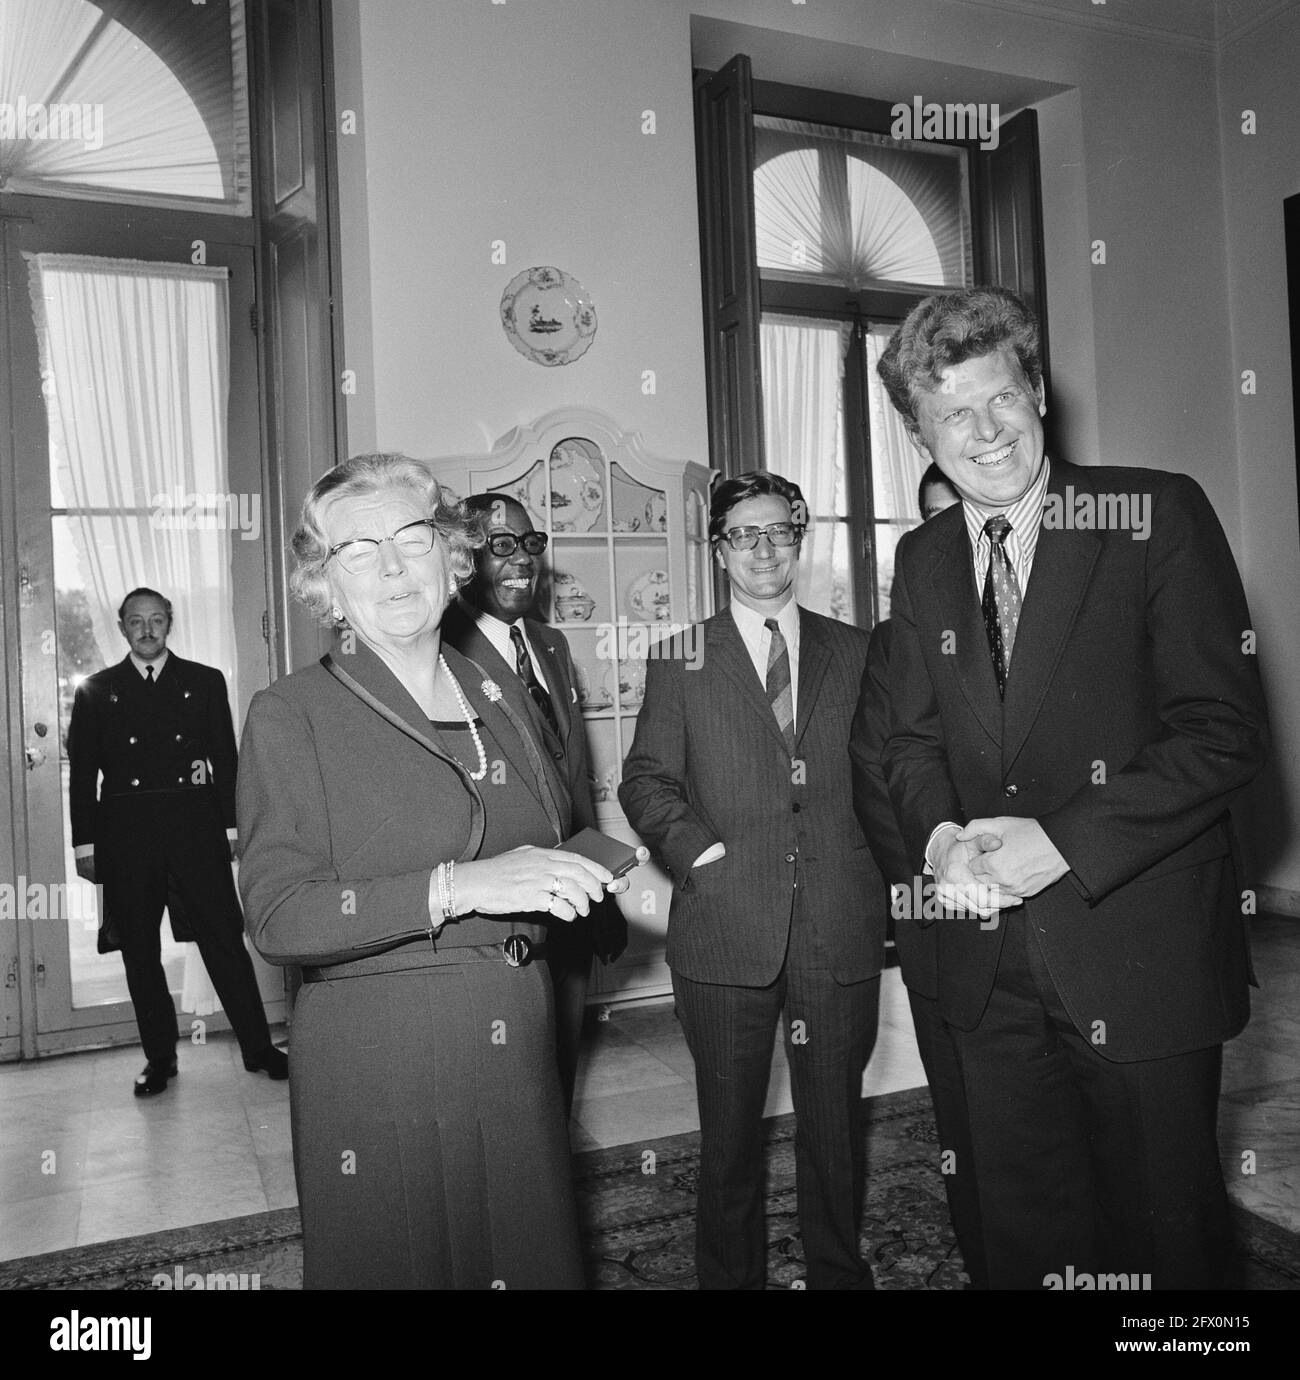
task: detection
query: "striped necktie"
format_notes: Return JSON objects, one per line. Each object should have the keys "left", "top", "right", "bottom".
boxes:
{"left": 764, "top": 618, "right": 795, "bottom": 752}
{"left": 981, "top": 515, "right": 1022, "bottom": 699}
{"left": 509, "top": 624, "right": 560, "bottom": 739}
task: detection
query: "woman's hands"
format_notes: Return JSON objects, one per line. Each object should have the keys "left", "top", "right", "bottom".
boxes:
{"left": 455, "top": 844, "right": 646, "bottom": 924}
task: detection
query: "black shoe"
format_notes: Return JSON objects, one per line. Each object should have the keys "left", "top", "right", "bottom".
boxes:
{"left": 244, "top": 1045, "right": 289, "bottom": 1080}
{"left": 133, "top": 1060, "right": 177, "bottom": 1097}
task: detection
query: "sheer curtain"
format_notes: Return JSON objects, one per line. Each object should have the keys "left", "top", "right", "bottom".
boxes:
{"left": 864, "top": 324, "right": 926, "bottom": 521}
{"left": 28, "top": 253, "right": 239, "bottom": 1015}
{"left": 755, "top": 116, "right": 971, "bottom": 290}
{"left": 0, "top": 0, "right": 250, "bottom": 209}
{"left": 760, "top": 315, "right": 851, "bottom": 616}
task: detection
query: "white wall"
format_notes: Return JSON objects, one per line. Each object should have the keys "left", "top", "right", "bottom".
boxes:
{"left": 1217, "top": 5, "right": 1300, "bottom": 902}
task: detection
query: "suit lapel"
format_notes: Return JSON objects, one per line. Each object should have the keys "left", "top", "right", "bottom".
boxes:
{"left": 531, "top": 623, "right": 573, "bottom": 742}
{"left": 928, "top": 520, "right": 1003, "bottom": 747}
{"left": 708, "top": 611, "right": 791, "bottom": 754}
{"left": 794, "top": 609, "right": 830, "bottom": 750}
{"left": 1002, "top": 464, "right": 1101, "bottom": 768}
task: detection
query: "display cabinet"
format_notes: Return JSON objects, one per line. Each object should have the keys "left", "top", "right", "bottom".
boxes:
{"left": 427, "top": 408, "right": 716, "bottom": 1003}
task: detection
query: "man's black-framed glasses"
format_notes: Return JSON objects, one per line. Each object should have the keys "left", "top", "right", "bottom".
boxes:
{"left": 486, "top": 530, "right": 549, "bottom": 558}
{"left": 718, "top": 522, "right": 802, "bottom": 552}
{"left": 328, "top": 519, "right": 437, "bottom": 574}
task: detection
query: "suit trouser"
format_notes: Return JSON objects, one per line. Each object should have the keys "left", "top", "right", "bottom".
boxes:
{"left": 673, "top": 917, "right": 879, "bottom": 1290}
{"left": 906, "top": 986, "right": 988, "bottom": 1288}
{"left": 546, "top": 911, "right": 594, "bottom": 1116}
{"left": 950, "top": 910, "right": 1230, "bottom": 1290}
{"left": 99, "top": 794, "right": 272, "bottom": 1066}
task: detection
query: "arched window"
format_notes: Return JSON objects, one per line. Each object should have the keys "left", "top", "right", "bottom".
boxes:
{"left": 0, "top": 0, "right": 250, "bottom": 212}
{"left": 754, "top": 116, "right": 970, "bottom": 292}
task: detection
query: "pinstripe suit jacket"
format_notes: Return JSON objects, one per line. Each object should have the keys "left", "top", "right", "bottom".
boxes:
{"left": 619, "top": 605, "right": 882, "bottom": 986}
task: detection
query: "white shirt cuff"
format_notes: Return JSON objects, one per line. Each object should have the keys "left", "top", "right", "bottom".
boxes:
{"left": 923, "top": 822, "right": 962, "bottom": 874}
{"left": 74, "top": 844, "right": 94, "bottom": 860}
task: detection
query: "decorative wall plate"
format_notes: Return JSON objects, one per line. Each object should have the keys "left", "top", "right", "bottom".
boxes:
{"left": 500, "top": 266, "right": 597, "bottom": 366}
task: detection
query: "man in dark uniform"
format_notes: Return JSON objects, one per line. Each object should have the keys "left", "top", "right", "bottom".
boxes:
{"left": 443, "top": 495, "right": 627, "bottom": 1112}
{"left": 69, "top": 588, "right": 287, "bottom": 1096}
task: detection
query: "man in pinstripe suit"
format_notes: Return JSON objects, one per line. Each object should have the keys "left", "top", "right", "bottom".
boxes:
{"left": 620, "top": 472, "right": 884, "bottom": 1290}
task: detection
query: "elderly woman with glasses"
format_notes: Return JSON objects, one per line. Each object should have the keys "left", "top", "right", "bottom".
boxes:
{"left": 236, "top": 454, "right": 630, "bottom": 1290}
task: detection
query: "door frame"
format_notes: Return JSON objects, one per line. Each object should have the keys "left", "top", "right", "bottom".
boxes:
{"left": 0, "top": 193, "right": 281, "bottom": 1058}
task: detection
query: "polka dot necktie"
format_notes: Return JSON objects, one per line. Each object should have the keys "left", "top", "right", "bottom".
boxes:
{"left": 764, "top": 618, "right": 795, "bottom": 752}
{"left": 981, "top": 515, "right": 1021, "bottom": 699}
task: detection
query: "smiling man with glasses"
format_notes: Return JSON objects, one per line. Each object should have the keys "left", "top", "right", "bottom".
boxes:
{"left": 620, "top": 470, "right": 884, "bottom": 1290}
{"left": 442, "top": 492, "right": 626, "bottom": 1113}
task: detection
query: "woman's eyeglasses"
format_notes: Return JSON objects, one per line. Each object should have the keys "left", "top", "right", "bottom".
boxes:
{"left": 486, "top": 531, "right": 549, "bottom": 558}
{"left": 717, "top": 522, "right": 802, "bottom": 552}
{"left": 328, "top": 519, "right": 437, "bottom": 574}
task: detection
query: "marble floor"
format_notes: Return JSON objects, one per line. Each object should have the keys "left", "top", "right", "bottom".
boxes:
{"left": 1, "top": 915, "right": 1297, "bottom": 1263}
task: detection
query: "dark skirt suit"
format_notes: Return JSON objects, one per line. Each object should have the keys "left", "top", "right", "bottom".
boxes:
{"left": 236, "top": 640, "right": 583, "bottom": 1290}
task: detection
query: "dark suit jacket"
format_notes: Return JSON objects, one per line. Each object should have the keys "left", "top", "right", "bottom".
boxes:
{"left": 884, "top": 459, "right": 1269, "bottom": 1060}
{"left": 440, "top": 602, "right": 592, "bottom": 832}
{"left": 619, "top": 605, "right": 881, "bottom": 987}
{"left": 236, "top": 639, "right": 565, "bottom": 968}
{"left": 67, "top": 653, "right": 239, "bottom": 951}
{"left": 68, "top": 653, "right": 239, "bottom": 846}
{"left": 442, "top": 601, "right": 630, "bottom": 962}
{"left": 848, "top": 619, "right": 935, "bottom": 998}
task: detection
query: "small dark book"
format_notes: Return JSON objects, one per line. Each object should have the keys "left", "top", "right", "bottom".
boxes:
{"left": 563, "top": 827, "right": 642, "bottom": 879}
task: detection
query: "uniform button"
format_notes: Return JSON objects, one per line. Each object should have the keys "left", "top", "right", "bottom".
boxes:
{"left": 1004, "top": 784, "right": 1019, "bottom": 798}
{"left": 792, "top": 803, "right": 801, "bottom": 813}
{"left": 551, "top": 750, "right": 563, "bottom": 760}
{"left": 785, "top": 852, "right": 796, "bottom": 863}
{"left": 183, "top": 691, "right": 191, "bottom": 699}
{"left": 175, "top": 734, "right": 183, "bottom": 743}
{"left": 130, "top": 778, "right": 140, "bottom": 787}
{"left": 128, "top": 736, "right": 137, "bottom": 745}
{"left": 177, "top": 776, "right": 185, "bottom": 784}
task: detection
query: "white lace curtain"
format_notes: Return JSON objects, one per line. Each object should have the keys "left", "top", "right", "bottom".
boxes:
{"left": 0, "top": 0, "right": 250, "bottom": 210}
{"left": 755, "top": 116, "right": 970, "bottom": 290}
{"left": 28, "top": 252, "right": 238, "bottom": 1014}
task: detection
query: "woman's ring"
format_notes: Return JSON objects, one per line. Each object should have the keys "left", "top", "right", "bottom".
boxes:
{"left": 549, "top": 876, "right": 561, "bottom": 897}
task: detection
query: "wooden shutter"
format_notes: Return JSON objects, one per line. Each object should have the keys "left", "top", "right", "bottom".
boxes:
{"left": 249, "top": 0, "right": 344, "bottom": 675}
{"left": 971, "top": 107, "right": 1051, "bottom": 381}
{"left": 695, "top": 55, "right": 765, "bottom": 478}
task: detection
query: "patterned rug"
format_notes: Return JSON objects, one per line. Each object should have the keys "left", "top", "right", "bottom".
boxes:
{"left": 3, "top": 1087, "right": 1296, "bottom": 1290}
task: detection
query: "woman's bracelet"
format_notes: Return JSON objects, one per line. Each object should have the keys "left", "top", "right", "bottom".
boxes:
{"left": 436, "top": 860, "right": 458, "bottom": 925}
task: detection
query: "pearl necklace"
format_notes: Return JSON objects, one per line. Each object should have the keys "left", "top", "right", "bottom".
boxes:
{"left": 438, "top": 654, "right": 487, "bottom": 780}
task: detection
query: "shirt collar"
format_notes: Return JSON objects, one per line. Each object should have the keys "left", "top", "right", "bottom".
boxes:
{"left": 130, "top": 650, "right": 169, "bottom": 678}
{"left": 729, "top": 593, "right": 798, "bottom": 644}
{"left": 962, "top": 456, "right": 1052, "bottom": 553}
